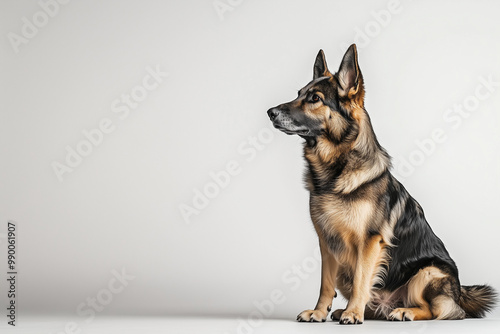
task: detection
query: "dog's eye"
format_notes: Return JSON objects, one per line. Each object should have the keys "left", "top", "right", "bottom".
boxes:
{"left": 311, "top": 94, "right": 320, "bottom": 103}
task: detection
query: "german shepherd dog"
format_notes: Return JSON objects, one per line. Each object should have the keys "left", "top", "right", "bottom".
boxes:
{"left": 266, "top": 44, "right": 497, "bottom": 324}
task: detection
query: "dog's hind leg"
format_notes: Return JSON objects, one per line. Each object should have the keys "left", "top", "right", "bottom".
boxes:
{"left": 388, "top": 306, "right": 433, "bottom": 321}
{"left": 389, "top": 300, "right": 463, "bottom": 321}
{"left": 330, "top": 308, "right": 344, "bottom": 321}
{"left": 388, "top": 266, "right": 465, "bottom": 321}
{"left": 431, "top": 295, "right": 466, "bottom": 320}
{"left": 297, "top": 231, "right": 339, "bottom": 322}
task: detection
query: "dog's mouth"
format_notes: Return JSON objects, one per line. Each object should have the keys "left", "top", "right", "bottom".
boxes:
{"left": 270, "top": 117, "right": 311, "bottom": 136}
{"left": 274, "top": 124, "right": 310, "bottom": 136}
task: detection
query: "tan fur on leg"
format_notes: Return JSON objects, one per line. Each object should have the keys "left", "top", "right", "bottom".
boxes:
{"left": 297, "top": 230, "right": 338, "bottom": 322}
{"left": 339, "top": 235, "right": 386, "bottom": 324}
{"left": 389, "top": 306, "right": 433, "bottom": 321}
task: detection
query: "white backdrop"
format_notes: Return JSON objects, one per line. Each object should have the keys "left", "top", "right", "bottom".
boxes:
{"left": 1, "top": 0, "right": 499, "bottom": 320}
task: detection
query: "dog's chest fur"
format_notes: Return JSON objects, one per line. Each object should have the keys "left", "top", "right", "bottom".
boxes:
{"left": 310, "top": 193, "right": 374, "bottom": 259}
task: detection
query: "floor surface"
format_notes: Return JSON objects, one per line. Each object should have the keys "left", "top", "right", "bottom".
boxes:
{"left": 2, "top": 316, "right": 500, "bottom": 333}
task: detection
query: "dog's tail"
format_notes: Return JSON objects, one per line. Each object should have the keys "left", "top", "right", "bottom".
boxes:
{"left": 458, "top": 285, "right": 497, "bottom": 318}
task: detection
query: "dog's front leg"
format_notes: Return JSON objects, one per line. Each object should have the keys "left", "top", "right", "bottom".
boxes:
{"left": 297, "top": 233, "right": 338, "bottom": 322}
{"left": 339, "top": 234, "right": 384, "bottom": 325}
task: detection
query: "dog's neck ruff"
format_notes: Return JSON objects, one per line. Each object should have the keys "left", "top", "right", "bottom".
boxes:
{"left": 304, "top": 110, "right": 391, "bottom": 195}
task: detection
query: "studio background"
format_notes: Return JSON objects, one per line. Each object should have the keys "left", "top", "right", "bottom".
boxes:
{"left": 1, "top": 0, "right": 500, "bottom": 322}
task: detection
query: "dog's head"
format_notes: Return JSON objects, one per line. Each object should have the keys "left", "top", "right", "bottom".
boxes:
{"left": 267, "top": 44, "right": 365, "bottom": 145}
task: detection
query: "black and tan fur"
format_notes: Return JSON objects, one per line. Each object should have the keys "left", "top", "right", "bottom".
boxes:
{"left": 266, "top": 44, "right": 497, "bottom": 324}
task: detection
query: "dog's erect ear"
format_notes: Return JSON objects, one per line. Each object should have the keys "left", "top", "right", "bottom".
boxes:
{"left": 313, "top": 50, "right": 332, "bottom": 79}
{"left": 337, "top": 44, "right": 363, "bottom": 98}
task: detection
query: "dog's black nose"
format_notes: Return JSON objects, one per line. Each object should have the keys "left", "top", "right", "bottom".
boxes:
{"left": 267, "top": 108, "right": 280, "bottom": 121}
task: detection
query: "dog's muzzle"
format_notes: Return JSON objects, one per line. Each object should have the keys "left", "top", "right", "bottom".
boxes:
{"left": 267, "top": 107, "right": 310, "bottom": 136}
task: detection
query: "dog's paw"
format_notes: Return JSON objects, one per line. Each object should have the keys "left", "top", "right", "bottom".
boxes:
{"left": 388, "top": 308, "right": 414, "bottom": 321}
{"left": 330, "top": 308, "right": 344, "bottom": 321}
{"left": 339, "top": 310, "right": 364, "bottom": 325}
{"left": 297, "top": 309, "right": 328, "bottom": 322}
